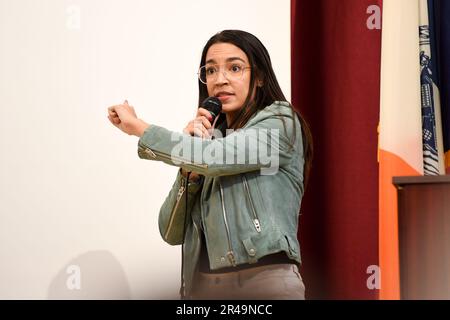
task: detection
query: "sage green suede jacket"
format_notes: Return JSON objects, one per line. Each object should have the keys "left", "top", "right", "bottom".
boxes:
{"left": 137, "top": 101, "right": 305, "bottom": 296}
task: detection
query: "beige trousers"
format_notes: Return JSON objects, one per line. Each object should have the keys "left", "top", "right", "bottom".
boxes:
{"left": 188, "top": 263, "right": 305, "bottom": 300}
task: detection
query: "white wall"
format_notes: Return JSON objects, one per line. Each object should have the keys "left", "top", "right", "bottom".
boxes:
{"left": 0, "top": 0, "right": 290, "bottom": 299}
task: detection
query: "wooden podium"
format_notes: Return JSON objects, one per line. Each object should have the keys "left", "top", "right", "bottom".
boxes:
{"left": 393, "top": 175, "right": 450, "bottom": 300}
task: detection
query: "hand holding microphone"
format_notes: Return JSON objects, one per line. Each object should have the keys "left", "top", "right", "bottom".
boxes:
{"left": 183, "top": 97, "right": 222, "bottom": 139}
{"left": 181, "top": 97, "right": 222, "bottom": 181}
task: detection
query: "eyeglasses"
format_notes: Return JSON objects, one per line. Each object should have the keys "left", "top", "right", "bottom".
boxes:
{"left": 198, "top": 62, "right": 251, "bottom": 84}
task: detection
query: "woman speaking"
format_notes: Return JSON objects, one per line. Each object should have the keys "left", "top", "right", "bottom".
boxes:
{"left": 107, "top": 30, "right": 313, "bottom": 300}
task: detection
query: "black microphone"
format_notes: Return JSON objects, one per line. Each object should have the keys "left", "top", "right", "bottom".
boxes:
{"left": 200, "top": 97, "right": 222, "bottom": 140}
{"left": 201, "top": 97, "right": 222, "bottom": 120}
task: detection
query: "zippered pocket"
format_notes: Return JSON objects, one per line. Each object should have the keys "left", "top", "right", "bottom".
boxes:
{"left": 163, "top": 178, "right": 186, "bottom": 242}
{"left": 241, "top": 175, "right": 262, "bottom": 233}
{"left": 219, "top": 180, "right": 236, "bottom": 266}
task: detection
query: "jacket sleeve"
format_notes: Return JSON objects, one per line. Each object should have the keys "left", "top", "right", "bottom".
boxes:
{"left": 137, "top": 110, "right": 301, "bottom": 177}
{"left": 158, "top": 169, "right": 203, "bottom": 245}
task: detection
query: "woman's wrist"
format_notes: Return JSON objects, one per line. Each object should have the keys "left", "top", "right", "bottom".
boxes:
{"left": 134, "top": 119, "right": 150, "bottom": 137}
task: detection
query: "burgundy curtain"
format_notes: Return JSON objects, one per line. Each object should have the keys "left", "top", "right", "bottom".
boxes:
{"left": 291, "top": 0, "right": 382, "bottom": 299}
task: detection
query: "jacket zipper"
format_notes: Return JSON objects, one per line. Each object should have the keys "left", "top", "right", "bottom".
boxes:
{"left": 219, "top": 181, "right": 236, "bottom": 266}
{"left": 139, "top": 145, "right": 208, "bottom": 170}
{"left": 163, "top": 177, "right": 186, "bottom": 241}
{"left": 242, "top": 175, "right": 262, "bottom": 233}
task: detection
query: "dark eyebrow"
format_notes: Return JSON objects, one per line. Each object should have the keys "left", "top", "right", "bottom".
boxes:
{"left": 205, "top": 57, "right": 246, "bottom": 64}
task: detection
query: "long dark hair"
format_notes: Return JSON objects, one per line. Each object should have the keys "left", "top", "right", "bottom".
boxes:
{"left": 198, "top": 30, "right": 313, "bottom": 188}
